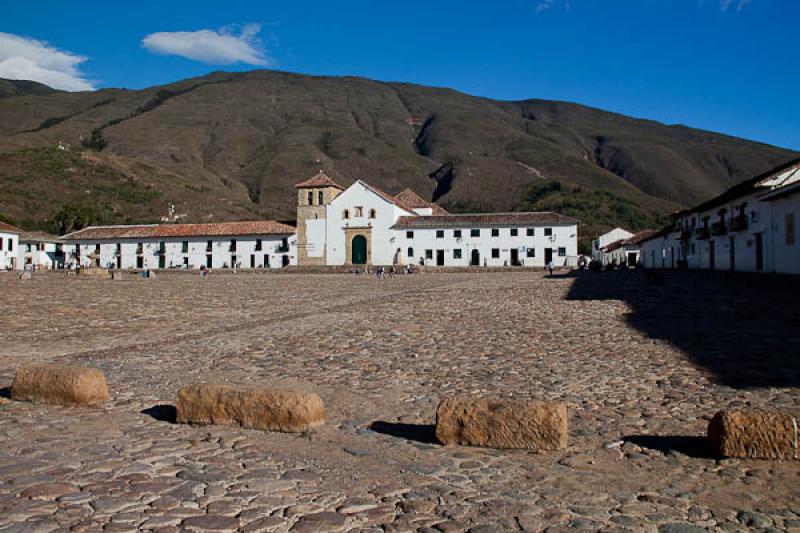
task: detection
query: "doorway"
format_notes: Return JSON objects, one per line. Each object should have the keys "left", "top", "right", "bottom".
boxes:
{"left": 352, "top": 235, "right": 367, "bottom": 264}
{"left": 544, "top": 248, "right": 553, "bottom": 265}
{"left": 729, "top": 236, "right": 735, "bottom": 271}
{"left": 436, "top": 250, "right": 445, "bottom": 266}
{"left": 708, "top": 241, "right": 715, "bottom": 270}
{"left": 627, "top": 252, "right": 637, "bottom": 266}
{"left": 282, "top": 255, "right": 290, "bottom": 267}
{"left": 510, "top": 249, "right": 520, "bottom": 266}
{"left": 470, "top": 249, "right": 480, "bottom": 266}
{"left": 754, "top": 233, "right": 763, "bottom": 271}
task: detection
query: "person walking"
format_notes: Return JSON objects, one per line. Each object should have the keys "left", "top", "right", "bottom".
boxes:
{"left": 547, "top": 259, "right": 555, "bottom": 277}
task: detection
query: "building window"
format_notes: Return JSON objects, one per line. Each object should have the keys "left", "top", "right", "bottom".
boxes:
{"left": 182, "top": 241, "right": 189, "bottom": 253}
{"left": 308, "top": 191, "right": 314, "bottom": 205}
{"left": 406, "top": 231, "right": 414, "bottom": 239}
{"left": 510, "top": 228, "right": 518, "bottom": 237}
{"left": 0, "top": 238, "right": 3, "bottom": 251}
{"left": 436, "top": 230, "right": 444, "bottom": 238}
{"left": 471, "top": 229, "right": 480, "bottom": 237}
{"left": 527, "top": 248, "right": 535, "bottom": 258}
{"left": 527, "top": 228, "right": 534, "bottom": 236}
{"left": 255, "top": 239, "right": 262, "bottom": 251}
{"left": 453, "top": 249, "right": 462, "bottom": 259}
{"left": 95, "top": 244, "right": 101, "bottom": 254}
{"left": 491, "top": 248, "right": 500, "bottom": 258}
{"left": 558, "top": 247, "right": 566, "bottom": 257}
{"left": 354, "top": 206, "right": 364, "bottom": 217}
{"left": 491, "top": 228, "right": 499, "bottom": 237}
{"left": 8, "top": 240, "right": 12, "bottom": 252}
{"left": 407, "top": 247, "right": 414, "bottom": 258}
{"left": 318, "top": 191, "right": 324, "bottom": 205}
{"left": 230, "top": 239, "right": 237, "bottom": 252}
{"left": 425, "top": 249, "right": 433, "bottom": 259}
{"left": 786, "top": 213, "right": 796, "bottom": 245}
{"left": 454, "top": 229, "right": 462, "bottom": 238}
{"left": 206, "top": 240, "right": 213, "bottom": 252}
{"left": 545, "top": 228, "right": 553, "bottom": 236}
{"left": 369, "top": 209, "right": 376, "bottom": 219}
{"left": 343, "top": 209, "right": 350, "bottom": 219}
{"left": 136, "top": 243, "right": 143, "bottom": 254}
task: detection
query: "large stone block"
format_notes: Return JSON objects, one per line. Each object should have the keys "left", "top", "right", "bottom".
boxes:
{"left": 708, "top": 409, "right": 799, "bottom": 460}
{"left": 435, "top": 396, "right": 568, "bottom": 450}
{"left": 11, "top": 364, "right": 110, "bottom": 406}
{"left": 77, "top": 267, "right": 111, "bottom": 279}
{"left": 175, "top": 383, "right": 325, "bottom": 433}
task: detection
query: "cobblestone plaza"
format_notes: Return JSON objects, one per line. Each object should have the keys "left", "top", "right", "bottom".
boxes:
{"left": 1, "top": 270, "right": 799, "bottom": 532}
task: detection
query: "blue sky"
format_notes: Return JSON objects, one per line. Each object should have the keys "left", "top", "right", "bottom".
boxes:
{"left": 2, "top": 0, "right": 798, "bottom": 150}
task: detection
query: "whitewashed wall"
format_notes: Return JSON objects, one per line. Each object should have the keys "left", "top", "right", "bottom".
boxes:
{"left": 0, "top": 231, "right": 19, "bottom": 270}
{"left": 17, "top": 242, "right": 59, "bottom": 270}
{"left": 396, "top": 224, "right": 577, "bottom": 267}
{"left": 325, "top": 182, "right": 414, "bottom": 265}
{"left": 61, "top": 235, "right": 295, "bottom": 270}
{"left": 766, "top": 192, "right": 800, "bottom": 274}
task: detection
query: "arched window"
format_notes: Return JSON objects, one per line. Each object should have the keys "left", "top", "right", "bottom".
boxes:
{"left": 307, "top": 191, "right": 313, "bottom": 205}
{"left": 318, "top": 191, "right": 324, "bottom": 205}
{"left": 368, "top": 209, "right": 376, "bottom": 219}
{"left": 343, "top": 209, "right": 350, "bottom": 220}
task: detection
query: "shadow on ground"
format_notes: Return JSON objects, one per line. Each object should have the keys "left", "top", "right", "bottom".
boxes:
{"left": 141, "top": 404, "right": 177, "bottom": 423}
{"left": 369, "top": 421, "right": 438, "bottom": 444}
{"left": 565, "top": 269, "right": 800, "bottom": 389}
{"left": 623, "top": 435, "right": 714, "bottom": 459}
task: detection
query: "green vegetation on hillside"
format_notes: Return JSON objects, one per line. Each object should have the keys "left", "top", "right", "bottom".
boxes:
{"left": 514, "top": 180, "right": 669, "bottom": 252}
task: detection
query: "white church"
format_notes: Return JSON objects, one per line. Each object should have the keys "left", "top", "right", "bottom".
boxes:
{"left": 294, "top": 172, "right": 578, "bottom": 268}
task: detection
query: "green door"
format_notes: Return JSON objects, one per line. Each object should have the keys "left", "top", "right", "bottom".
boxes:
{"left": 352, "top": 235, "right": 367, "bottom": 264}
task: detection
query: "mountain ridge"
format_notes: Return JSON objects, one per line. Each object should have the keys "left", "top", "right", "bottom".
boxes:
{"left": 0, "top": 70, "right": 795, "bottom": 239}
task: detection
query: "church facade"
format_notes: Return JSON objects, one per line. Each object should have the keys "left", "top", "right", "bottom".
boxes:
{"left": 295, "top": 172, "right": 578, "bottom": 268}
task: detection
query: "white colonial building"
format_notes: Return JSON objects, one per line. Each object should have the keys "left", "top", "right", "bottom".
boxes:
{"left": 59, "top": 221, "right": 296, "bottom": 270}
{"left": 592, "top": 227, "right": 634, "bottom": 261}
{"left": 295, "top": 172, "right": 578, "bottom": 267}
{"left": 0, "top": 222, "right": 20, "bottom": 270}
{"left": 17, "top": 231, "right": 62, "bottom": 270}
{"left": 640, "top": 157, "right": 800, "bottom": 274}
{"left": 601, "top": 230, "right": 658, "bottom": 267}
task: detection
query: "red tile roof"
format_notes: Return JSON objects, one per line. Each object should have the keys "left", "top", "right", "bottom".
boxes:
{"left": 18, "top": 230, "right": 60, "bottom": 243}
{"left": 0, "top": 222, "right": 22, "bottom": 234}
{"left": 393, "top": 188, "right": 449, "bottom": 215}
{"left": 294, "top": 171, "right": 344, "bottom": 189}
{"left": 392, "top": 212, "right": 578, "bottom": 229}
{"left": 624, "top": 229, "right": 660, "bottom": 245}
{"left": 61, "top": 221, "right": 296, "bottom": 241}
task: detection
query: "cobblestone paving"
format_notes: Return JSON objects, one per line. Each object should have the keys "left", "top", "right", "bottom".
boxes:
{"left": 0, "top": 270, "right": 799, "bottom": 532}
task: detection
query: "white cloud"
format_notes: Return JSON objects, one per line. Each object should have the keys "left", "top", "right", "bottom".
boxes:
{"left": 0, "top": 32, "right": 94, "bottom": 91}
{"left": 536, "top": 0, "right": 555, "bottom": 13}
{"left": 142, "top": 23, "right": 269, "bottom": 66}
{"left": 719, "top": 0, "right": 751, "bottom": 11}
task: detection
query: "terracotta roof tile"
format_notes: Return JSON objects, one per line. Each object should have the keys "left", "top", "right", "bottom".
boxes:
{"left": 0, "top": 222, "right": 22, "bottom": 234}
{"left": 392, "top": 212, "right": 578, "bottom": 229}
{"left": 295, "top": 171, "right": 344, "bottom": 189}
{"left": 18, "top": 230, "right": 60, "bottom": 242}
{"left": 61, "top": 221, "right": 296, "bottom": 241}
{"left": 393, "top": 188, "right": 449, "bottom": 215}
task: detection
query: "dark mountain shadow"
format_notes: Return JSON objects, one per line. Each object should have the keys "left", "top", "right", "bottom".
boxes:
{"left": 565, "top": 269, "right": 800, "bottom": 389}
{"left": 141, "top": 404, "right": 177, "bottom": 423}
{"left": 369, "top": 421, "right": 438, "bottom": 444}
{"left": 624, "top": 435, "right": 714, "bottom": 459}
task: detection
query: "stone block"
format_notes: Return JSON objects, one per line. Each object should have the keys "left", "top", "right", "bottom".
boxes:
{"left": 11, "top": 364, "right": 110, "bottom": 406}
{"left": 111, "top": 271, "right": 125, "bottom": 280}
{"left": 708, "top": 409, "right": 799, "bottom": 460}
{"left": 77, "top": 267, "right": 111, "bottom": 279}
{"left": 175, "top": 383, "right": 325, "bottom": 433}
{"left": 435, "top": 396, "right": 568, "bottom": 450}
